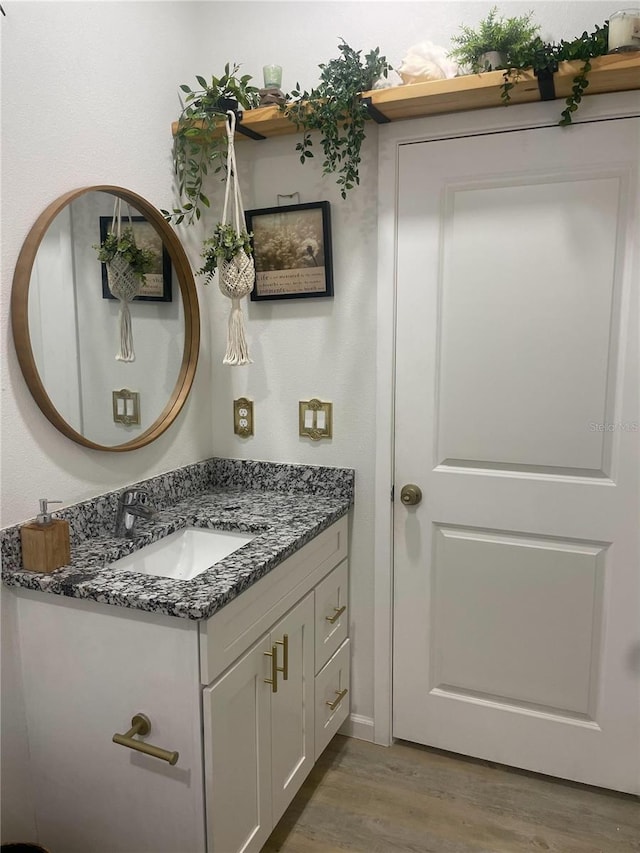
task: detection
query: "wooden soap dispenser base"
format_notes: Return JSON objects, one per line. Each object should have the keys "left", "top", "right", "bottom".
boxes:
{"left": 20, "top": 499, "right": 71, "bottom": 573}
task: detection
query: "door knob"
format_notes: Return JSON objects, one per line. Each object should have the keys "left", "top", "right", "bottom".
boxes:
{"left": 400, "top": 484, "right": 422, "bottom": 506}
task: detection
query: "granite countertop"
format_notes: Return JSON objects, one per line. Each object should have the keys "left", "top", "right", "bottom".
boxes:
{"left": 1, "top": 458, "right": 354, "bottom": 621}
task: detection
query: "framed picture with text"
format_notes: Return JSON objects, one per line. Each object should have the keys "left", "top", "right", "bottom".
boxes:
{"left": 245, "top": 201, "right": 334, "bottom": 301}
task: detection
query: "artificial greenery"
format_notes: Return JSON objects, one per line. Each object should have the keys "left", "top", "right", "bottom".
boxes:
{"left": 198, "top": 223, "right": 253, "bottom": 285}
{"left": 162, "top": 64, "right": 260, "bottom": 226}
{"left": 554, "top": 23, "right": 609, "bottom": 125}
{"left": 94, "top": 230, "right": 157, "bottom": 284}
{"left": 282, "top": 39, "right": 392, "bottom": 198}
{"left": 449, "top": 7, "right": 540, "bottom": 72}
{"left": 498, "top": 22, "right": 609, "bottom": 124}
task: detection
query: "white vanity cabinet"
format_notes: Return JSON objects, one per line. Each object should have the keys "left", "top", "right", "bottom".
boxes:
{"left": 203, "top": 593, "right": 315, "bottom": 853}
{"left": 200, "top": 515, "right": 349, "bottom": 853}
{"left": 12, "top": 516, "right": 350, "bottom": 853}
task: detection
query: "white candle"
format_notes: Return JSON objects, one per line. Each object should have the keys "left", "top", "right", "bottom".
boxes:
{"left": 608, "top": 9, "right": 640, "bottom": 52}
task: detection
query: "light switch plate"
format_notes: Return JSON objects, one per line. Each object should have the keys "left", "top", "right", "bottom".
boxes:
{"left": 234, "top": 397, "right": 254, "bottom": 437}
{"left": 299, "top": 399, "right": 332, "bottom": 441}
{"left": 113, "top": 389, "right": 140, "bottom": 425}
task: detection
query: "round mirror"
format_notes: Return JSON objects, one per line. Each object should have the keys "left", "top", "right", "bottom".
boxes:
{"left": 11, "top": 186, "right": 200, "bottom": 451}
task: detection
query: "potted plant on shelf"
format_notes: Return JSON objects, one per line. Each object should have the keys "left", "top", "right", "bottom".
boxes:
{"left": 282, "top": 39, "right": 392, "bottom": 198}
{"left": 162, "top": 64, "right": 260, "bottom": 226}
{"left": 198, "top": 111, "right": 255, "bottom": 366}
{"left": 449, "top": 6, "right": 540, "bottom": 72}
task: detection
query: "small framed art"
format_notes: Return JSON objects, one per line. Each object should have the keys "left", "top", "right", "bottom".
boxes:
{"left": 245, "top": 201, "right": 334, "bottom": 301}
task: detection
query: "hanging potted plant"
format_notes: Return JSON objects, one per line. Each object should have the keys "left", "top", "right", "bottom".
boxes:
{"left": 449, "top": 6, "right": 540, "bottom": 72}
{"left": 198, "top": 111, "right": 255, "bottom": 366}
{"left": 94, "top": 200, "right": 157, "bottom": 362}
{"left": 198, "top": 222, "right": 253, "bottom": 285}
{"left": 162, "top": 64, "right": 260, "bottom": 226}
{"left": 94, "top": 228, "right": 156, "bottom": 284}
{"left": 282, "top": 39, "right": 392, "bottom": 198}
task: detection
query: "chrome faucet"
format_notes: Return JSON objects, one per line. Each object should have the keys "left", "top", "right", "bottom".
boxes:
{"left": 115, "top": 488, "right": 156, "bottom": 538}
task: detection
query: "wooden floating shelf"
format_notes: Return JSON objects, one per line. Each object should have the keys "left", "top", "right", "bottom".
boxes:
{"left": 172, "top": 53, "right": 640, "bottom": 141}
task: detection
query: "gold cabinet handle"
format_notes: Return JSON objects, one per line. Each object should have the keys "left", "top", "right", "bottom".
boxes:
{"left": 264, "top": 644, "right": 278, "bottom": 693}
{"left": 112, "top": 713, "right": 179, "bottom": 766}
{"left": 276, "top": 634, "right": 289, "bottom": 680}
{"left": 326, "top": 605, "right": 346, "bottom": 624}
{"left": 326, "top": 688, "right": 349, "bottom": 711}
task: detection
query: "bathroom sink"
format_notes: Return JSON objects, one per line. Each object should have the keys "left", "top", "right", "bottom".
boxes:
{"left": 110, "top": 527, "right": 255, "bottom": 581}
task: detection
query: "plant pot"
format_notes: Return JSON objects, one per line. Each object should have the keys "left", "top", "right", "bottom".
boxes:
{"left": 478, "top": 50, "right": 505, "bottom": 71}
{"left": 210, "top": 97, "right": 239, "bottom": 115}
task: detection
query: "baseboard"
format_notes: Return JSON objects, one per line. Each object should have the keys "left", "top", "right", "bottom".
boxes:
{"left": 339, "top": 713, "right": 375, "bottom": 742}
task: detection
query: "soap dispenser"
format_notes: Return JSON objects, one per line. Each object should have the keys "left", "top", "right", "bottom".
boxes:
{"left": 20, "top": 499, "right": 71, "bottom": 573}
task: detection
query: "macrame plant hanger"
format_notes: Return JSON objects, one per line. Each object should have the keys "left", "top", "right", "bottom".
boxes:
{"left": 218, "top": 110, "right": 255, "bottom": 365}
{"left": 106, "top": 197, "right": 139, "bottom": 362}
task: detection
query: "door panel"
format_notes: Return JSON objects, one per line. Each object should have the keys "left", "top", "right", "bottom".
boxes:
{"left": 393, "top": 119, "right": 640, "bottom": 793}
{"left": 431, "top": 526, "right": 605, "bottom": 717}
{"left": 437, "top": 176, "right": 621, "bottom": 473}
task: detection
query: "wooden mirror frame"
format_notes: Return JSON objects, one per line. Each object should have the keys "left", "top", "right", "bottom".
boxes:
{"left": 11, "top": 185, "right": 200, "bottom": 452}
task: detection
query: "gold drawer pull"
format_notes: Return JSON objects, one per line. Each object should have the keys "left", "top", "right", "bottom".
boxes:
{"left": 276, "top": 634, "right": 289, "bottom": 680}
{"left": 326, "top": 605, "right": 346, "bottom": 624}
{"left": 326, "top": 688, "right": 348, "bottom": 711}
{"left": 264, "top": 644, "right": 278, "bottom": 692}
{"left": 113, "top": 713, "right": 179, "bottom": 765}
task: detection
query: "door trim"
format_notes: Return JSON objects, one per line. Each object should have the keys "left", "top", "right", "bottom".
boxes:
{"left": 373, "top": 90, "right": 640, "bottom": 747}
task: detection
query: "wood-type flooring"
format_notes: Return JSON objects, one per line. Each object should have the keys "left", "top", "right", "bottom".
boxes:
{"left": 262, "top": 735, "right": 639, "bottom": 853}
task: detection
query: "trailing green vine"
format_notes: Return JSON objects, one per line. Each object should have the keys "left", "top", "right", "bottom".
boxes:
{"left": 555, "top": 23, "right": 608, "bottom": 125}
{"left": 281, "top": 40, "right": 391, "bottom": 198}
{"left": 497, "top": 22, "right": 609, "bottom": 125}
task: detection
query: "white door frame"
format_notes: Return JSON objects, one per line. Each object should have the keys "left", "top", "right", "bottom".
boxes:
{"left": 373, "top": 90, "right": 640, "bottom": 747}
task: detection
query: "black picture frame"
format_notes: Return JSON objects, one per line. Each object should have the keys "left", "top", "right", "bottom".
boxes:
{"left": 99, "top": 216, "right": 172, "bottom": 302}
{"left": 245, "top": 201, "right": 334, "bottom": 301}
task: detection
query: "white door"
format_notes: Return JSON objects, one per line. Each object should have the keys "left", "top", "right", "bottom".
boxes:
{"left": 393, "top": 118, "right": 640, "bottom": 794}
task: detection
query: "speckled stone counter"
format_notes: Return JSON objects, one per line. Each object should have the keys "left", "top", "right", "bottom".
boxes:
{"left": 1, "top": 458, "right": 354, "bottom": 620}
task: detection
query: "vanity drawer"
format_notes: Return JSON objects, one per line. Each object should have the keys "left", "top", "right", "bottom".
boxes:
{"left": 314, "top": 559, "right": 348, "bottom": 674}
{"left": 314, "top": 638, "right": 350, "bottom": 760}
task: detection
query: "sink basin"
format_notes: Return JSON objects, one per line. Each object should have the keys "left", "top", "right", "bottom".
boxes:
{"left": 110, "top": 527, "right": 255, "bottom": 581}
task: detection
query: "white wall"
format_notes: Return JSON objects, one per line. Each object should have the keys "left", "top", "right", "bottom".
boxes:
{"left": 0, "top": 1, "right": 214, "bottom": 529}
{"left": 1, "top": 0, "right": 614, "bottom": 844}
{"left": 1, "top": 2, "right": 214, "bottom": 841}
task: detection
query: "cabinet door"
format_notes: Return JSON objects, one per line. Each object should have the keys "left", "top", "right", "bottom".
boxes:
{"left": 16, "top": 592, "right": 205, "bottom": 853}
{"left": 203, "top": 635, "right": 273, "bottom": 853}
{"left": 270, "top": 592, "right": 315, "bottom": 824}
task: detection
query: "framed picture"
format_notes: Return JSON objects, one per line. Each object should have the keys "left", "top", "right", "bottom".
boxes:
{"left": 245, "top": 201, "right": 334, "bottom": 301}
{"left": 100, "top": 216, "right": 172, "bottom": 302}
